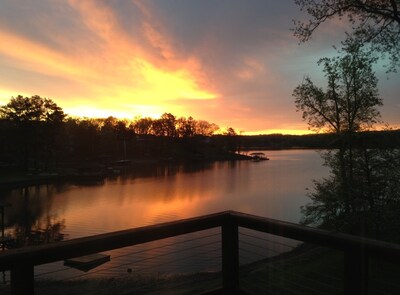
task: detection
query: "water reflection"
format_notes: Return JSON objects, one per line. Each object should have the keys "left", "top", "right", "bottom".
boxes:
{"left": 1, "top": 185, "right": 67, "bottom": 248}
{"left": 0, "top": 150, "right": 327, "bottom": 243}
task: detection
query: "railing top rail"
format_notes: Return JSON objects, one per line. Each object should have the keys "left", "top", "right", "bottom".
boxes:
{"left": 0, "top": 211, "right": 228, "bottom": 271}
{"left": 231, "top": 211, "right": 400, "bottom": 261}
{"left": 1, "top": 210, "right": 400, "bottom": 271}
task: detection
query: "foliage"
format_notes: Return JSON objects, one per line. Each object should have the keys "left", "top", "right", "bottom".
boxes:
{"left": 0, "top": 95, "right": 66, "bottom": 171}
{"left": 292, "top": 27, "right": 400, "bottom": 241}
{"left": 302, "top": 147, "right": 400, "bottom": 241}
{"left": 131, "top": 117, "right": 153, "bottom": 135}
{"left": 293, "top": 41, "right": 382, "bottom": 133}
{"left": 132, "top": 113, "right": 220, "bottom": 138}
{"left": 0, "top": 95, "right": 65, "bottom": 124}
{"left": 195, "top": 120, "right": 220, "bottom": 137}
{"left": 223, "top": 127, "right": 238, "bottom": 136}
{"left": 176, "top": 116, "right": 196, "bottom": 138}
{"left": 152, "top": 113, "right": 177, "bottom": 137}
{"left": 293, "top": 0, "right": 400, "bottom": 71}
{"left": 0, "top": 96, "right": 226, "bottom": 172}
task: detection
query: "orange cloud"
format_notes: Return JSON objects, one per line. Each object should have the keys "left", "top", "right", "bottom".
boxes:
{"left": 0, "top": 0, "right": 217, "bottom": 120}
{"left": 0, "top": 30, "right": 93, "bottom": 80}
{"left": 142, "top": 21, "right": 176, "bottom": 60}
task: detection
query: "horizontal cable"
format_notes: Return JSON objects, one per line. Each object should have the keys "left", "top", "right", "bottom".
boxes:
{"left": 128, "top": 250, "right": 221, "bottom": 274}
{"left": 35, "top": 235, "right": 220, "bottom": 279}
{"left": 108, "top": 232, "right": 220, "bottom": 260}
{"left": 57, "top": 240, "right": 221, "bottom": 281}
{"left": 239, "top": 231, "right": 297, "bottom": 249}
{"left": 239, "top": 241, "right": 282, "bottom": 256}
{"left": 84, "top": 271, "right": 221, "bottom": 295}
{"left": 240, "top": 239, "right": 285, "bottom": 253}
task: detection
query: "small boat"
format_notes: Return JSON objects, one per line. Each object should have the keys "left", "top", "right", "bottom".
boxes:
{"left": 249, "top": 152, "right": 269, "bottom": 161}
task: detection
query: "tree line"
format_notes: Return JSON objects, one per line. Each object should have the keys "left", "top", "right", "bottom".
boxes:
{"left": 0, "top": 95, "right": 243, "bottom": 173}
{"left": 237, "top": 130, "right": 400, "bottom": 150}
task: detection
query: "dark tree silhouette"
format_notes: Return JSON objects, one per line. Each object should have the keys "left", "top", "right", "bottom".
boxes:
{"left": 302, "top": 147, "right": 400, "bottom": 241}
{"left": 0, "top": 95, "right": 65, "bottom": 123}
{"left": 132, "top": 117, "right": 153, "bottom": 135}
{"left": 176, "top": 116, "right": 196, "bottom": 138}
{"left": 224, "top": 127, "right": 238, "bottom": 136}
{"left": 294, "top": 0, "right": 400, "bottom": 71}
{"left": 0, "top": 95, "right": 66, "bottom": 171}
{"left": 293, "top": 41, "right": 382, "bottom": 133}
{"left": 294, "top": 41, "right": 400, "bottom": 241}
{"left": 195, "top": 120, "right": 220, "bottom": 136}
{"left": 0, "top": 95, "right": 232, "bottom": 173}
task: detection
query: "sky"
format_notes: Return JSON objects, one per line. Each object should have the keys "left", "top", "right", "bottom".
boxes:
{"left": 0, "top": 0, "right": 399, "bottom": 135}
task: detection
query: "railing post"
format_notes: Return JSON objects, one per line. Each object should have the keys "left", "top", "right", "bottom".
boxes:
{"left": 344, "top": 247, "right": 368, "bottom": 295}
{"left": 11, "top": 260, "right": 34, "bottom": 295}
{"left": 222, "top": 215, "right": 239, "bottom": 294}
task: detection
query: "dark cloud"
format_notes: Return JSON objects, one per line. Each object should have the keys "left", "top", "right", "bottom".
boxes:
{"left": 0, "top": 0, "right": 398, "bottom": 133}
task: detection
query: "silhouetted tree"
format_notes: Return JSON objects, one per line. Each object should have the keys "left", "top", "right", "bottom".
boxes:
{"left": 0, "top": 95, "right": 65, "bottom": 123}
{"left": 150, "top": 113, "right": 176, "bottom": 137}
{"left": 0, "top": 97, "right": 228, "bottom": 170}
{"left": 132, "top": 117, "right": 153, "bottom": 135}
{"left": 294, "top": 0, "right": 400, "bottom": 71}
{"left": 302, "top": 147, "right": 400, "bottom": 241}
{"left": 99, "top": 116, "right": 120, "bottom": 156}
{"left": 0, "top": 95, "right": 66, "bottom": 170}
{"left": 294, "top": 41, "right": 400, "bottom": 240}
{"left": 195, "top": 120, "right": 220, "bottom": 136}
{"left": 224, "top": 127, "right": 238, "bottom": 136}
{"left": 293, "top": 41, "right": 382, "bottom": 133}
{"left": 176, "top": 116, "right": 196, "bottom": 138}
{"left": 160, "top": 113, "right": 177, "bottom": 137}
{"left": 221, "top": 127, "right": 239, "bottom": 152}
{"left": 64, "top": 117, "right": 100, "bottom": 161}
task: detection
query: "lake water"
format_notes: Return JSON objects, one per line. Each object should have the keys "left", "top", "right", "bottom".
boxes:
{"left": 1, "top": 149, "right": 329, "bottom": 282}
{"left": 2, "top": 149, "right": 328, "bottom": 239}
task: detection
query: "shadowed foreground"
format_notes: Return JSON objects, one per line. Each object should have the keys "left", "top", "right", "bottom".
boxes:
{"left": 1, "top": 211, "right": 400, "bottom": 294}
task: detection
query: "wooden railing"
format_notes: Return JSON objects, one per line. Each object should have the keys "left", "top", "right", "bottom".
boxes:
{"left": 1, "top": 211, "right": 400, "bottom": 294}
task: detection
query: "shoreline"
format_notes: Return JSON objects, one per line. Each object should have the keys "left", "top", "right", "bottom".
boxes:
{"left": 0, "top": 174, "right": 68, "bottom": 191}
{"left": 0, "top": 154, "right": 253, "bottom": 191}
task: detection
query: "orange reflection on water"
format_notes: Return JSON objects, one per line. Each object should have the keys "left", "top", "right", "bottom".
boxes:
{"left": 57, "top": 176, "right": 215, "bottom": 237}
{"left": 3, "top": 152, "right": 328, "bottom": 243}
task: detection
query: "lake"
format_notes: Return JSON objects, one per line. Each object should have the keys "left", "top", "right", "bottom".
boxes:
{"left": 1, "top": 149, "right": 328, "bottom": 239}
{"left": 0, "top": 149, "right": 329, "bottom": 282}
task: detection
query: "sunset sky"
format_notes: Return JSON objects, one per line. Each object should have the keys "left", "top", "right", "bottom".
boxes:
{"left": 0, "top": 0, "right": 399, "bottom": 135}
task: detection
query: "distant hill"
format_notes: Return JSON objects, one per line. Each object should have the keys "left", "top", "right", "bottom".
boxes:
{"left": 214, "top": 129, "right": 400, "bottom": 150}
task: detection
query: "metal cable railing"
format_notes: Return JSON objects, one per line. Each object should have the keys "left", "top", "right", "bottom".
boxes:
{"left": 34, "top": 233, "right": 221, "bottom": 279}
{"left": 2, "top": 211, "right": 400, "bottom": 295}
{"left": 32, "top": 228, "right": 222, "bottom": 294}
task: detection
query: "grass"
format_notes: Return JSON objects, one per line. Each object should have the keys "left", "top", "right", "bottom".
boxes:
{"left": 240, "top": 243, "right": 400, "bottom": 294}
{"left": 240, "top": 244, "right": 344, "bottom": 295}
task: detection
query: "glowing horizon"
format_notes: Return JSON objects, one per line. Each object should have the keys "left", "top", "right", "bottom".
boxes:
{"left": 0, "top": 1, "right": 398, "bottom": 134}
{"left": 2, "top": 92, "right": 396, "bottom": 136}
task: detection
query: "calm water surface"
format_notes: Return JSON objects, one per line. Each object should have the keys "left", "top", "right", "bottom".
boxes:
{"left": 1, "top": 149, "right": 329, "bottom": 281}
{"left": 2, "top": 149, "right": 327, "bottom": 239}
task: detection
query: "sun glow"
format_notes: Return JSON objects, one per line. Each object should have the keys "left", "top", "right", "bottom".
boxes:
{"left": 62, "top": 58, "right": 218, "bottom": 119}
{"left": 64, "top": 103, "right": 166, "bottom": 119}
{"left": 243, "top": 129, "right": 314, "bottom": 136}
{"left": 139, "top": 60, "right": 216, "bottom": 100}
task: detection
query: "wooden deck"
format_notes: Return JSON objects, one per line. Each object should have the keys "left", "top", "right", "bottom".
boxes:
{"left": 1, "top": 211, "right": 400, "bottom": 294}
